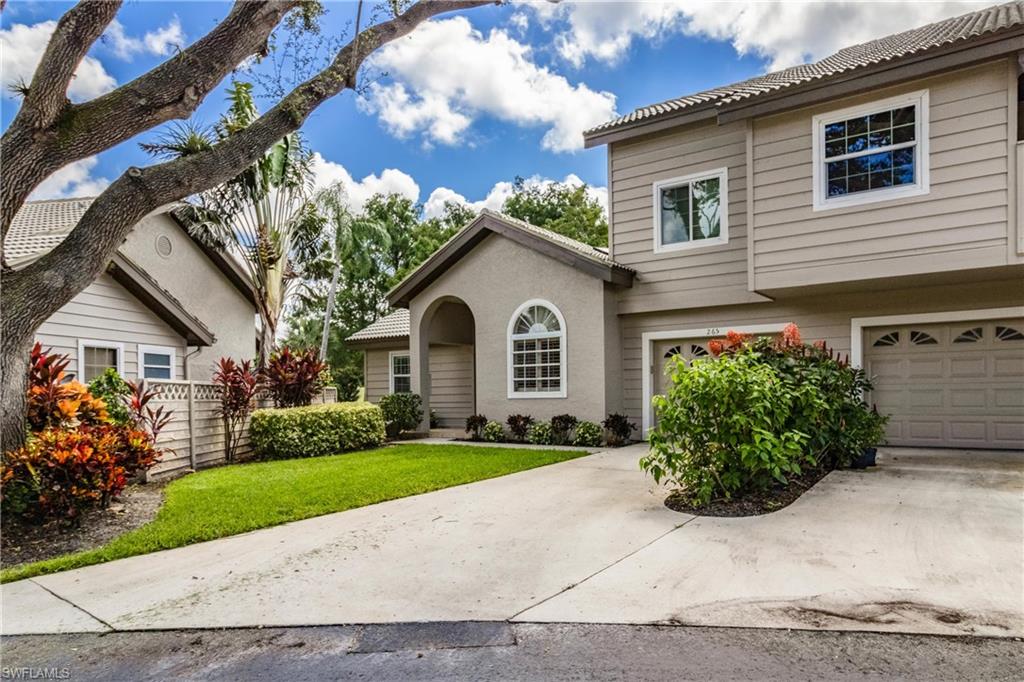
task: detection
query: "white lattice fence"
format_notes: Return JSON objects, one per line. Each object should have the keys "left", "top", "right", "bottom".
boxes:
{"left": 145, "top": 380, "right": 338, "bottom": 478}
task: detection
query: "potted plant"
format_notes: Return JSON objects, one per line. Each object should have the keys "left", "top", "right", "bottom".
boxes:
{"left": 849, "top": 407, "right": 888, "bottom": 469}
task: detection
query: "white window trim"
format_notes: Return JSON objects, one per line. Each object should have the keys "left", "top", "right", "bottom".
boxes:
{"left": 138, "top": 344, "right": 177, "bottom": 380}
{"left": 389, "top": 350, "right": 412, "bottom": 394}
{"left": 812, "top": 89, "right": 930, "bottom": 211}
{"left": 507, "top": 299, "right": 567, "bottom": 400}
{"left": 652, "top": 167, "right": 730, "bottom": 253}
{"left": 850, "top": 306, "right": 1024, "bottom": 368}
{"left": 640, "top": 323, "right": 789, "bottom": 438}
{"left": 76, "top": 339, "right": 125, "bottom": 380}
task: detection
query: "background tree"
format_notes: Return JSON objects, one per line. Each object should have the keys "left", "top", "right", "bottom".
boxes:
{"left": 145, "top": 82, "right": 323, "bottom": 363}
{"left": 502, "top": 176, "right": 608, "bottom": 247}
{"left": 0, "top": 0, "right": 495, "bottom": 447}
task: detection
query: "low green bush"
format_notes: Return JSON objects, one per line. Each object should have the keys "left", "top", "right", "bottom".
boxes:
{"left": 250, "top": 402, "right": 386, "bottom": 459}
{"left": 482, "top": 421, "right": 505, "bottom": 442}
{"left": 527, "top": 420, "right": 553, "bottom": 445}
{"left": 88, "top": 369, "right": 132, "bottom": 425}
{"left": 642, "top": 324, "right": 888, "bottom": 507}
{"left": 378, "top": 393, "right": 423, "bottom": 438}
{"left": 573, "top": 421, "right": 602, "bottom": 447}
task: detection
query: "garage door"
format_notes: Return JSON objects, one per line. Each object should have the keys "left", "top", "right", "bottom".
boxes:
{"left": 864, "top": 319, "right": 1024, "bottom": 449}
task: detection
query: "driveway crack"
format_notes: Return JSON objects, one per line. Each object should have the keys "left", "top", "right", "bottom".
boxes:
{"left": 508, "top": 516, "right": 699, "bottom": 621}
{"left": 30, "top": 578, "right": 116, "bottom": 632}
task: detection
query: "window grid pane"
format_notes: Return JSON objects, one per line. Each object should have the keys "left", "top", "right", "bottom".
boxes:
{"left": 391, "top": 354, "right": 411, "bottom": 394}
{"left": 823, "top": 104, "right": 917, "bottom": 199}
{"left": 83, "top": 346, "right": 117, "bottom": 382}
{"left": 511, "top": 319, "right": 562, "bottom": 394}
{"left": 660, "top": 176, "right": 722, "bottom": 246}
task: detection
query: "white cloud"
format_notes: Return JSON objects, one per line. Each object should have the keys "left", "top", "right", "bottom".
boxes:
{"left": 423, "top": 173, "right": 607, "bottom": 220}
{"left": 310, "top": 153, "right": 420, "bottom": 213}
{"left": 143, "top": 17, "right": 186, "bottom": 56}
{"left": 103, "top": 17, "right": 186, "bottom": 59}
{"left": 0, "top": 21, "right": 116, "bottom": 100}
{"left": 359, "top": 16, "right": 616, "bottom": 153}
{"left": 29, "top": 156, "right": 112, "bottom": 200}
{"left": 531, "top": 1, "right": 990, "bottom": 71}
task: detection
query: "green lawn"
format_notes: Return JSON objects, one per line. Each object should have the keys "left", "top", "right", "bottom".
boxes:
{"left": 1, "top": 443, "right": 587, "bottom": 583}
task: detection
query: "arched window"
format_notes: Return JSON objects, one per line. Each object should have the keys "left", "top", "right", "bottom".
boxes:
{"left": 508, "top": 300, "right": 566, "bottom": 398}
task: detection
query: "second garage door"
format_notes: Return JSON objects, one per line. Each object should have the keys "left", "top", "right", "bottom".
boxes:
{"left": 864, "top": 318, "right": 1024, "bottom": 449}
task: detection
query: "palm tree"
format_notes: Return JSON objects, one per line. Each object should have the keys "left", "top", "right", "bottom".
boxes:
{"left": 143, "top": 82, "right": 323, "bottom": 364}
{"left": 312, "top": 182, "right": 389, "bottom": 361}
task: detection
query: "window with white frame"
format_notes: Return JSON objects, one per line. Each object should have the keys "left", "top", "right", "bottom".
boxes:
{"left": 390, "top": 352, "right": 411, "bottom": 394}
{"left": 508, "top": 301, "right": 566, "bottom": 398}
{"left": 813, "top": 90, "right": 929, "bottom": 210}
{"left": 139, "top": 345, "right": 175, "bottom": 379}
{"left": 78, "top": 340, "right": 123, "bottom": 382}
{"left": 653, "top": 168, "right": 728, "bottom": 252}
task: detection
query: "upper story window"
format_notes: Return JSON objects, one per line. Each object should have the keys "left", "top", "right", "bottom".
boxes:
{"left": 508, "top": 300, "right": 566, "bottom": 399}
{"left": 389, "top": 352, "right": 411, "bottom": 394}
{"left": 652, "top": 168, "right": 729, "bottom": 253}
{"left": 812, "top": 90, "right": 929, "bottom": 211}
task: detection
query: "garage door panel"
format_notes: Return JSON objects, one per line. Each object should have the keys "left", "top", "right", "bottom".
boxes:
{"left": 865, "top": 317, "right": 1024, "bottom": 449}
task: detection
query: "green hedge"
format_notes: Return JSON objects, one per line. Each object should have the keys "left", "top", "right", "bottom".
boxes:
{"left": 250, "top": 402, "right": 386, "bottom": 460}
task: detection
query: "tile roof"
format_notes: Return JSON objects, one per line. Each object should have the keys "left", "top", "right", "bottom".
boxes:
{"left": 586, "top": 1, "right": 1024, "bottom": 138}
{"left": 4, "top": 197, "right": 93, "bottom": 265}
{"left": 346, "top": 308, "right": 411, "bottom": 342}
{"left": 477, "top": 209, "right": 631, "bottom": 271}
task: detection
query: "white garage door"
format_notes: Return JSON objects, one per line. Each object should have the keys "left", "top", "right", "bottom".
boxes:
{"left": 864, "top": 319, "right": 1024, "bottom": 449}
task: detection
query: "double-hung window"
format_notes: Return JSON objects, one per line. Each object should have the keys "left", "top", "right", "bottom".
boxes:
{"left": 139, "top": 345, "right": 175, "bottom": 379}
{"left": 77, "top": 340, "right": 124, "bottom": 382}
{"left": 653, "top": 168, "right": 728, "bottom": 253}
{"left": 390, "top": 352, "right": 411, "bottom": 394}
{"left": 813, "top": 90, "right": 929, "bottom": 210}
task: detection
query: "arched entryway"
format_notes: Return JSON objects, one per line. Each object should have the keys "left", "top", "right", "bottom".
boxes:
{"left": 414, "top": 296, "right": 476, "bottom": 431}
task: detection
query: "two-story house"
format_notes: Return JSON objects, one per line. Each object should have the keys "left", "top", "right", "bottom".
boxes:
{"left": 348, "top": 2, "right": 1024, "bottom": 449}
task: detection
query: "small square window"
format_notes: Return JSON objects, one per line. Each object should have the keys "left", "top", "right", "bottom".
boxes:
{"left": 654, "top": 169, "right": 728, "bottom": 252}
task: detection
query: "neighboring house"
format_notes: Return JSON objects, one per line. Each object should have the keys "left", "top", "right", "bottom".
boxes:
{"left": 6, "top": 198, "right": 258, "bottom": 382}
{"left": 350, "top": 2, "right": 1024, "bottom": 449}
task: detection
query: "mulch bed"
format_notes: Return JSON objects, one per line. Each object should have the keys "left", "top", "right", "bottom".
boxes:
{"left": 664, "top": 465, "right": 833, "bottom": 517}
{"left": 1, "top": 482, "right": 166, "bottom": 568}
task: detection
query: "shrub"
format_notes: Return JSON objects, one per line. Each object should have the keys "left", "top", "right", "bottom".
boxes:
{"left": 642, "top": 352, "right": 814, "bottom": 506}
{"left": 430, "top": 409, "right": 440, "bottom": 429}
{"left": 1, "top": 424, "right": 161, "bottom": 524}
{"left": 88, "top": 369, "right": 132, "bottom": 426}
{"left": 249, "top": 402, "right": 386, "bottom": 459}
{"left": 527, "top": 421, "right": 553, "bottom": 445}
{"left": 602, "top": 413, "right": 636, "bottom": 446}
{"left": 550, "top": 414, "right": 578, "bottom": 445}
{"left": 573, "top": 421, "right": 602, "bottom": 447}
{"left": 26, "top": 343, "right": 109, "bottom": 431}
{"left": 378, "top": 393, "right": 423, "bottom": 438}
{"left": 505, "top": 414, "right": 534, "bottom": 442}
{"left": 213, "top": 358, "right": 262, "bottom": 463}
{"left": 263, "top": 347, "right": 326, "bottom": 408}
{"left": 482, "top": 421, "right": 505, "bottom": 442}
{"left": 125, "top": 380, "right": 172, "bottom": 441}
{"left": 333, "top": 364, "right": 363, "bottom": 402}
{"left": 465, "top": 414, "right": 487, "bottom": 441}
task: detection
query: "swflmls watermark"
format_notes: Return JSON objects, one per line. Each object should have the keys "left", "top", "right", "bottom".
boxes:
{"left": 1, "top": 668, "right": 71, "bottom": 680}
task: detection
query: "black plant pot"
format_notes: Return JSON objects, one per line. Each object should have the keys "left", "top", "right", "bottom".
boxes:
{"left": 851, "top": 447, "right": 877, "bottom": 469}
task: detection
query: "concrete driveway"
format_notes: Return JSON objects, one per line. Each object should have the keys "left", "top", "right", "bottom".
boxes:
{"left": 3, "top": 445, "right": 1021, "bottom": 637}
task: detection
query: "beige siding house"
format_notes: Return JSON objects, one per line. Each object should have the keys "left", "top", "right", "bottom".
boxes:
{"left": 350, "top": 3, "right": 1024, "bottom": 449}
{"left": 7, "top": 198, "right": 258, "bottom": 382}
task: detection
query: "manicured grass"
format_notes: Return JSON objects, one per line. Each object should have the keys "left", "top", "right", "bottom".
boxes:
{"left": 1, "top": 444, "right": 587, "bottom": 583}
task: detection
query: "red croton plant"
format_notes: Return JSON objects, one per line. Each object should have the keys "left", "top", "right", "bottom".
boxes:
{"left": 1, "top": 343, "right": 169, "bottom": 524}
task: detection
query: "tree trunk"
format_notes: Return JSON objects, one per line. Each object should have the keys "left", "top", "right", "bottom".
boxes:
{"left": 1, "top": 332, "right": 32, "bottom": 451}
{"left": 319, "top": 263, "right": 342, "bottom": 361}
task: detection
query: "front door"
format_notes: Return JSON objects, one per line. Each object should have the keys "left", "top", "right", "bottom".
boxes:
{"left": 652, "top": 338, "right": 712, "bottom": 425}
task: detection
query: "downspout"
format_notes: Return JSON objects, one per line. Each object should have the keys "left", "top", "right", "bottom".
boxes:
{"left": 183, "top": 346, "right": 201, "bottom": 380}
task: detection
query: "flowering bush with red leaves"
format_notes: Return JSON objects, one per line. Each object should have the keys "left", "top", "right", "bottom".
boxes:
{"left": 262, "top": 347, "right": 325, "bottom": 408}
{"left": 1, "top": 424, "right": 159, "bottom": 523}
{"left": 213, "top": 357, "right": 262, "bottom": 462}
{"left": 25, "top": 342, "right": 109, "bottom": 431}
{"left": 2, "top": 344, "right": 166, "bottom": 524}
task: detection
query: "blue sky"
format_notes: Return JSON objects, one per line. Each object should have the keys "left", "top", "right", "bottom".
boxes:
{"left": 1, "top": 1, "right": 988, "bottom": 216}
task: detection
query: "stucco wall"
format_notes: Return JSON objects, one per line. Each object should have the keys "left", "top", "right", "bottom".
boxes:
{"left": 121, "top": 213, "right": 257, "bottom": 378}
{"left": 409, "top": 233, "right": 619, "bottom": 426}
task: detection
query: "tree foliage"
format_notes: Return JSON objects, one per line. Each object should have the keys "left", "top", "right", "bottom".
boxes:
{"left": 501, "top": 176, "right": 608, "bottom": 247}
